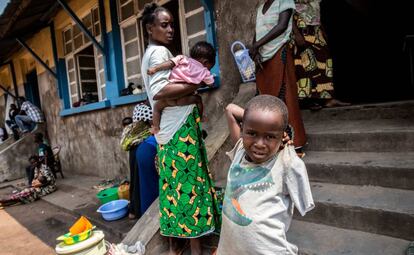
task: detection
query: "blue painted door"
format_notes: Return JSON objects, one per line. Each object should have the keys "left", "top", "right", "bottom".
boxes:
{"left": 24, "top": 70, "right": 41, "bottom": 109}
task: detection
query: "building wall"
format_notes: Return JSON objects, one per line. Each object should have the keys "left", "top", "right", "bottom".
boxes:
{"left": 202, "top": 0, "right": 259, "bottom": 132}
{"left": 37, "top": 72, "right": 133, "bottom": 178}
{"left": 0, "top": 0, "right": 261, "bottom": 178}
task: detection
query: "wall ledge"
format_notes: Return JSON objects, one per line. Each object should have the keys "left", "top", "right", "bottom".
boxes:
{"left": 110, "top": 93, "right": 147, "bottom": 107}
{"left": 60, "top": 100, "right": 111, "bottom": 117}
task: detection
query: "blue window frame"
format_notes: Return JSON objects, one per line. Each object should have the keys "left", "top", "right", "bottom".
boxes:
{"left": 56, "top": 0, "right": 219, "bottom": 117}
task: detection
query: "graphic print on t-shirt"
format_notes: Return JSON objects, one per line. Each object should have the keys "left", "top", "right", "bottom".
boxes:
{"left": 223, "top": 164, "right": 274, "bottom": 226}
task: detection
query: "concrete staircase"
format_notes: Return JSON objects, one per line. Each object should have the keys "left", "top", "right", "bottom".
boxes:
{"left": 288, "top": 101, "right": 414, "bottom": 255}
{"left": 123, "top": 96, "right": 413, "bottom": 254}
{"left": 0, "top": 123, "right": 47, "bottom": 183}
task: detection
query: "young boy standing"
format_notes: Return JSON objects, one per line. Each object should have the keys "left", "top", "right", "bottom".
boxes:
{"left": 216, "top": 95, "right": 314, "bottom": 254}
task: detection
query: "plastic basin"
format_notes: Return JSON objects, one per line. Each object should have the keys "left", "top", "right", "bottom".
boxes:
{"left": 96, "top": 199, "right": 129, "bottom": 221}
{"left": 56, "top": 228, "right": 93, "bottom": 245}
{"left": 96, "top": 187, "right": 119, "bottom": 204}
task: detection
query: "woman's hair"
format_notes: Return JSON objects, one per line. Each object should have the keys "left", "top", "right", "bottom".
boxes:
{"left": 190, "top": 41, "right": 216, "bottom": 66}
{"left": 122, "top": 117, "right": 133, "bottom": 127}
{"left": 142, "top": 3, "right": 170, "bottom": 29}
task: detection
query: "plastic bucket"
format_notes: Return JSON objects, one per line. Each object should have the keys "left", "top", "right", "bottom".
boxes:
{"left": 118, "top": 184, "right": 130, "bottom": 201}
{"left": 96, "top": 187, "right": 119, "bottom": 205}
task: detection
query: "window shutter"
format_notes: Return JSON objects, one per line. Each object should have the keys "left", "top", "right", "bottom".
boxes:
{"left": 121, "top": 20, "right": 143, "bottom": 88}
{"left": 95, "top": 47, "right": 106, "bottom": 100}
{"left": 179, "top": 0, "right": 220, "bottom": 88}
{"left": 66, "top": 57, "right": 79, "bottom": 105}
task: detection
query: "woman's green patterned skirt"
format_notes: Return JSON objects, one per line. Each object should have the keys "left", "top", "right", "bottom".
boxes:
{"left": 158, "top": 107, "right": 220, "bottom": 238}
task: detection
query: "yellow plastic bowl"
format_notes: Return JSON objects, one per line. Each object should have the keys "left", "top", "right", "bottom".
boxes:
{"left": 56, "top": 227, "right": 94, "bottom": 245}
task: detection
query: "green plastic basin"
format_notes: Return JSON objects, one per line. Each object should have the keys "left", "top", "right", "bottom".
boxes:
{"left": 96, "top": 187, "right": 119, "bottom": 204}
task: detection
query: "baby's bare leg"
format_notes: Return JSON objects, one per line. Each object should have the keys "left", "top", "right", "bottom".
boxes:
{"left": 175, "top": 95, "right": 204, "bottom": 120}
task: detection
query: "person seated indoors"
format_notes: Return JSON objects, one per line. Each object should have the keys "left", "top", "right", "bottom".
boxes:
{"left": 147, "top": 41, "right": 216, "bottom": 134}
{"left": 215, "top": 95, "right": 314, "bottom": 255}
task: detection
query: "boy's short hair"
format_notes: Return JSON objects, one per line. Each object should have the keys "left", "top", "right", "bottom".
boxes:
{"left": 244, "top": 95, "right": 288, "bottom": 131}
{"left": 190, "top": 41, "right": 216, "bottom": 66}
{"left": 122, "top": 117, "right": 133, "bottom": 127}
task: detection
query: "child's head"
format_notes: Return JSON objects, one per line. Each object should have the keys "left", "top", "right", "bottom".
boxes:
{"left": 122, "top": 117, "right": 133, "bottom": 127}
{"left": 242, "top": 95, "right": 288, "bottom": 164}
{"left": 190, "top": 41, "right": 216, "bottom": 70}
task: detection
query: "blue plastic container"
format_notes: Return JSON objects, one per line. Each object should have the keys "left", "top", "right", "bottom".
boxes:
{"left": 231, "top": 41, "right": 256, "bottom": 83}
{"left": 96, "top": 199, "right": 129, "bottom": 221}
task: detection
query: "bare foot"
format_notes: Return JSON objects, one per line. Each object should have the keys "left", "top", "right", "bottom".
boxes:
{"left": 325, "top": 99, "right": 351, "bottom": 108}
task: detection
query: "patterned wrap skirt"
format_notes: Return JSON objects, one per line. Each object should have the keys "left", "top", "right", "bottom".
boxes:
{"left": 157, "top": 107, "right": 220, "bottom": 238}
{"left": 293, "top": 21, "right": 335, "bottom": 99}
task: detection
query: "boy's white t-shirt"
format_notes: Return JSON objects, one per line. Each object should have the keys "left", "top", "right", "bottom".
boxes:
{"left": 217, "top": 139, "right": 314, "bottom": 255}
{"left": 141, "top": 44, "right": 194, "bottom": 145}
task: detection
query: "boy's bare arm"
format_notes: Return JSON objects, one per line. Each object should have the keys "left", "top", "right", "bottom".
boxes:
{"left": 225, "top": 103, "right": 244, "bottom": 145}
{"left": 147, "top": 60, "right": 175, "bottom": 75}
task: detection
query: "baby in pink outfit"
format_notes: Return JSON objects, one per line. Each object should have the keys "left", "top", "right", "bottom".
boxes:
{"left": 147, "top": 41, "right": 216, "bottom": 134}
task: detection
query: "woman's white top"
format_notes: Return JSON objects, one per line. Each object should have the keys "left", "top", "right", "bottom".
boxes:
{"left": 141, "top": 44, "right": 194, "bottom": 145}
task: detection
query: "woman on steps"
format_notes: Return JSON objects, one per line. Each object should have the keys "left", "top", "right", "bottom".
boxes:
{"left": 140, "top": 3, "right": 220, "bottom": 254}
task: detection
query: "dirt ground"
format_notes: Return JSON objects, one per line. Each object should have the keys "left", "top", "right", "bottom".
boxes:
{"left": 0, "top": 200, "right": 81, "bottom": 255}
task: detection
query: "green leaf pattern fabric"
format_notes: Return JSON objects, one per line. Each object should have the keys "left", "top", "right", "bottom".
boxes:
{"left": 157, "top": 108, "right": 220, "bottom": 238}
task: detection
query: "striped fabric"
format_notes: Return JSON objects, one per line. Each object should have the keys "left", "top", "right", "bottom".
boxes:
{"left": 21, "top": 101, "right": 44, "bottom": 122}
{"left": 256, "top": 0, "right": 296, "bottom": 62}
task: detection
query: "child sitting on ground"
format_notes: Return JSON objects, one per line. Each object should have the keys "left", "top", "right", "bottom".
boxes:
{"left": 147, "top": 41, "right": 216, "bottom": 133}
{"left": 216, "top": 95, "right": 314, "bottom": 255}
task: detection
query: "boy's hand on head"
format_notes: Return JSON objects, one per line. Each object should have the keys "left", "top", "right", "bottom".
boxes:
{"left": 147, "top": 67, "right": 157, "bottom": 75}
{"left": 279, "top": 132, "right": 293, "bottom": 151}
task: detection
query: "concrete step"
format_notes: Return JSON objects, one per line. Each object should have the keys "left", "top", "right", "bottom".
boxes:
{"left": 301, "top": 100, "right": 414, "bottom": 122}
{"left": 287, "top": 220, "right": 410, "bottom": 255}
{"left": 304, "top": 118, "right": 414, "bottom": 152}
{"left": 296, "top": 182, "right": 414, "bottom": 240}
{"left": 304, "top": 151, "right": 414, "bottom": 190}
